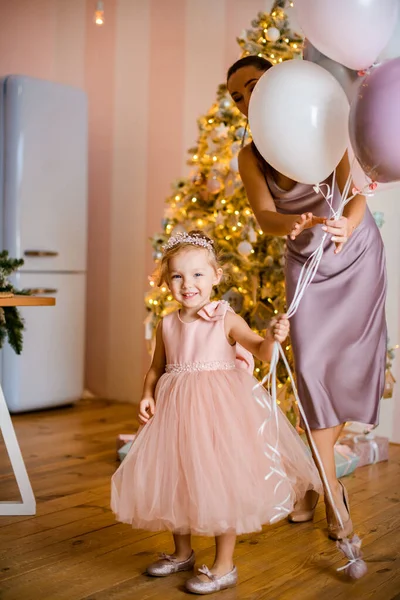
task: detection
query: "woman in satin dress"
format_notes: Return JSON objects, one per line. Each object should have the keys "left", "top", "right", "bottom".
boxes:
{"left": 227, "top": 55, "right": 387, "bottom": 540}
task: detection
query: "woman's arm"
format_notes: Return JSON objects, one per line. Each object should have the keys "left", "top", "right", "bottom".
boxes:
{"left": 337, "top": 151, "right": 367, "bottom": 232}
{"left": 225, "top": 311, "right": 289, "bottom": 363}
{"left": 322, "top": 151, "right": 367, "bottom": 254}
{"left": 139, "top": 321, "right": 166, "bottom": 424}
{"left": 238, "top": 145, "right": 298, "bottom": 236}
{"left": 238, "top": 145, "right": 324, "bottom": 238}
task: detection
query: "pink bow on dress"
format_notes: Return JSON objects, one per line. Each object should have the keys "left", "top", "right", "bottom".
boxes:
{"left": 197, "top": 300, "right": 230, "bottom": 321}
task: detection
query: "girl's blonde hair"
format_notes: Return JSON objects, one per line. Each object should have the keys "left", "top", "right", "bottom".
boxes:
{"left": 157, "top": 230, "right": 222, "bottom": 286}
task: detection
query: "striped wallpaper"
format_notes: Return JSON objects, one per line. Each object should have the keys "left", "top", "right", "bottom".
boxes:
{"left": 0, "top": 0, "right": 398, "bottom": 441}
{"left": 0, "top": 0, "right": 286, "bottom": 402}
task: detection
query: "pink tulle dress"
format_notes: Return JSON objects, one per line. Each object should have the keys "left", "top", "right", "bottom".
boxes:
{"left": 111, "top": 300, "right": 322, "bottom": 536}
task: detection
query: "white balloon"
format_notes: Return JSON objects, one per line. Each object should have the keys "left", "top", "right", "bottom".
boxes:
{"left": 249, "top": 60, "right": 349, "bottom": 185}
{"left": 295, "top": 0, "right": 399, "bottom": 70}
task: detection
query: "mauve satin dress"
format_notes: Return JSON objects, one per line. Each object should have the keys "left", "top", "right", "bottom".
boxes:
{"left": 261, "top": 160, "right": 387, "bottom": 430}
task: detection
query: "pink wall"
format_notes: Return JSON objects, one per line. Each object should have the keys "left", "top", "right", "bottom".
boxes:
{"left": 0, "top": 0, "right": 274, "bottom": 402}
{"left": 84, "top": 0, "right": 116, "bottom": 394}
{"left": 146, "top": 0, "right": 186, "bottom": 275}
{"left": 0, "top": 0, "right": 56, "bottom": 79}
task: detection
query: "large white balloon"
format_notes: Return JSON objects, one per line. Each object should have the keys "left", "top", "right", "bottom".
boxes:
{"left": 295, "top": 0, "right": 399, "bottom": 70}
{"left": 248, "top": 60, "right": 349, "bottom": 185}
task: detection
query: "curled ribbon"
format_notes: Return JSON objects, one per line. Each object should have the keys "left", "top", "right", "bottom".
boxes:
{"left": 253, "top": 165, "right": 371, "bottom": 577}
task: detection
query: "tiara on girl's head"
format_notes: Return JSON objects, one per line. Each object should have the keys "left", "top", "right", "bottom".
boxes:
{"left": 162, "top": 232, "right": 214, "bottom": 254}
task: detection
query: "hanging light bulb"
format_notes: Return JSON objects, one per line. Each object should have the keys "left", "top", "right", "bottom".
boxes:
{"left": 94, "top": 1, "right": 105, "bottom": 26}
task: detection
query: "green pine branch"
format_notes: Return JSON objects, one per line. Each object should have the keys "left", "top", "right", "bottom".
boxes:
{"left": 0, "top": 251, "right": 27, "bottom": 354}
{"left": 3, "top": 306, "right": 24, "bottom": 354}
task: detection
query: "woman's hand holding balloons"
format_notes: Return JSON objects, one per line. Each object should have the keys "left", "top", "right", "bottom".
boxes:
{"left": 322, "top": 216, "right": 353, "bottom": 254}
{"left": 289, "top": 213, "right": 326, "bottom": 241}
{"left": 290, "top": 213, "right": 352, "bottom": 255}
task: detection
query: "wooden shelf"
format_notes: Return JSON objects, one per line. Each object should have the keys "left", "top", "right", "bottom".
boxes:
{"left": 0, "top": 295, "right": 56, "bottom": 307}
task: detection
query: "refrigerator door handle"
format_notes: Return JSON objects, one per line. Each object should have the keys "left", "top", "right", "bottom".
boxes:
{"left": 22, "top": 288, "right": 58, "bottom": 295}
{"left": 24, "top": 250, "right": 59, "bottom": 257}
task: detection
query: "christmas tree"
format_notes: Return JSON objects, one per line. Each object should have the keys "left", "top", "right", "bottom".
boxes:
{"left": 145, "top": 1, "right": 396, "bottom": 420}
{"left": 0, "top": 251, "right": 27, "bottom": 354}
{"left": 144, "top": 2, "right": 302, "bottom": 422}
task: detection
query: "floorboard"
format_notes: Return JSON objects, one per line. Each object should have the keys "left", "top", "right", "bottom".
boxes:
{"left": 0, "top": 399, "right": 399, "bottom": 600}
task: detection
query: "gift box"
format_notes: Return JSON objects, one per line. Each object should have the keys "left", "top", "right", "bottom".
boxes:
{"left": 117, "top": 440, "right": 135, "bottom": 461}
{"left": 116, "top": 433, "right": 136, "bottom": 452}
{"left": 334, "top": 444, "right": 360, "bottom": 478}
{"left": 300, "top": 435, "right": 360, "bottom": 478}
{"left": 339, "top": 432, "right": 389, "bottom": 468}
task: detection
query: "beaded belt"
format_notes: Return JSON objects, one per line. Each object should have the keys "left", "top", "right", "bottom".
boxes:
{"left": 165, "top": 361, "right": 236, "bottom": 374}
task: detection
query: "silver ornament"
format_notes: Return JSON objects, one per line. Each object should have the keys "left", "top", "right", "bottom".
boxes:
{"left": 238, "top": 241, "right": 253, "bottom": 257}
{"left": 219, "top": 97, "right": 232, "bottom": 109}
{"left": 266, "top": 27, "right": 280, "bottom": 42}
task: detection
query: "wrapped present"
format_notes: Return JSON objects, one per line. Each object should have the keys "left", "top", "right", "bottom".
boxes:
{"left": 339, "top": 432, "right": 389, "bottom": 468}
{"left": 116, "top": 433, "right": 136, "bottom": 452}
{"left": 343, "top": 421, "right": 374, "bottom": 435}
{"left": 334, "top": 444, "right": 360, "bottom": 478}
{"left": 222, "top": 288, "right": 244, "bottom": 313}
{"left": 301, "top": 435, "right": 360, "bottom": 478}
{"left": 118, "top": 441, "right": 134, "bottom": 462}
{"left": 252, "top": 300, "right": 273, "bottom": 330}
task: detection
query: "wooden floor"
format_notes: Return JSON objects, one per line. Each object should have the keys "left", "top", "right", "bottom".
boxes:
{"left": 0, "top": 399, "right": 399, "bottom": 600}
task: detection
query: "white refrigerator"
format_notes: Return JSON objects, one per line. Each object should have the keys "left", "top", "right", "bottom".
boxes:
{"left": 0, "top": 75, "right": 88, "bottom": 413}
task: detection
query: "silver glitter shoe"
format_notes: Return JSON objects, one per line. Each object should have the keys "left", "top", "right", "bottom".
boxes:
{"left": 185, "top": 565, "right": 238, "bottom": 595}
{"left": 146, "top": 551, "right": 195, "bottom": 577}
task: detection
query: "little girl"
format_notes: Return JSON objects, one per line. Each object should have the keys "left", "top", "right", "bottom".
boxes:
{"left": 111, "top": 230, "right": 322, "bottom": 595}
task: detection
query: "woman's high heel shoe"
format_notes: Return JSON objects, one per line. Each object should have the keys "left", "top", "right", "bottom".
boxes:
{"left": 288, "top": 489, "right": 320, "bottom": 523}
{"left": 326, "top": 480, "right": 353, "bottom": 541}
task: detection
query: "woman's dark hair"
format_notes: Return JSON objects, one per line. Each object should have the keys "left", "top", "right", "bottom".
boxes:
{"left": 227, "top": 55, "right": 272, "bottom": 82}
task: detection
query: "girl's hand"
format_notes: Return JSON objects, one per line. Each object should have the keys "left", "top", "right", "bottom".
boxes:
{"left": 270, "top": 314, "right": 290, "bottom": 344}
{"left": 322, "top": 216, "right": 352, "bottom": 254}
{"left": 138, "top": 397, "right": 155, "bottom": 424}
{"left": 289, "top": 213, "right": 326, "bottom": 241}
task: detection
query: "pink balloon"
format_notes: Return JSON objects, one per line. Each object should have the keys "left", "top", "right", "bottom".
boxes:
{"left": 349, "top": 58, "right": 400, "bottom": 184}
{"left": 295, "top": 0, "right": 398, "bottom": 70}
{"left": 348, "top": 147, "right": 399, "bottom": 194}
